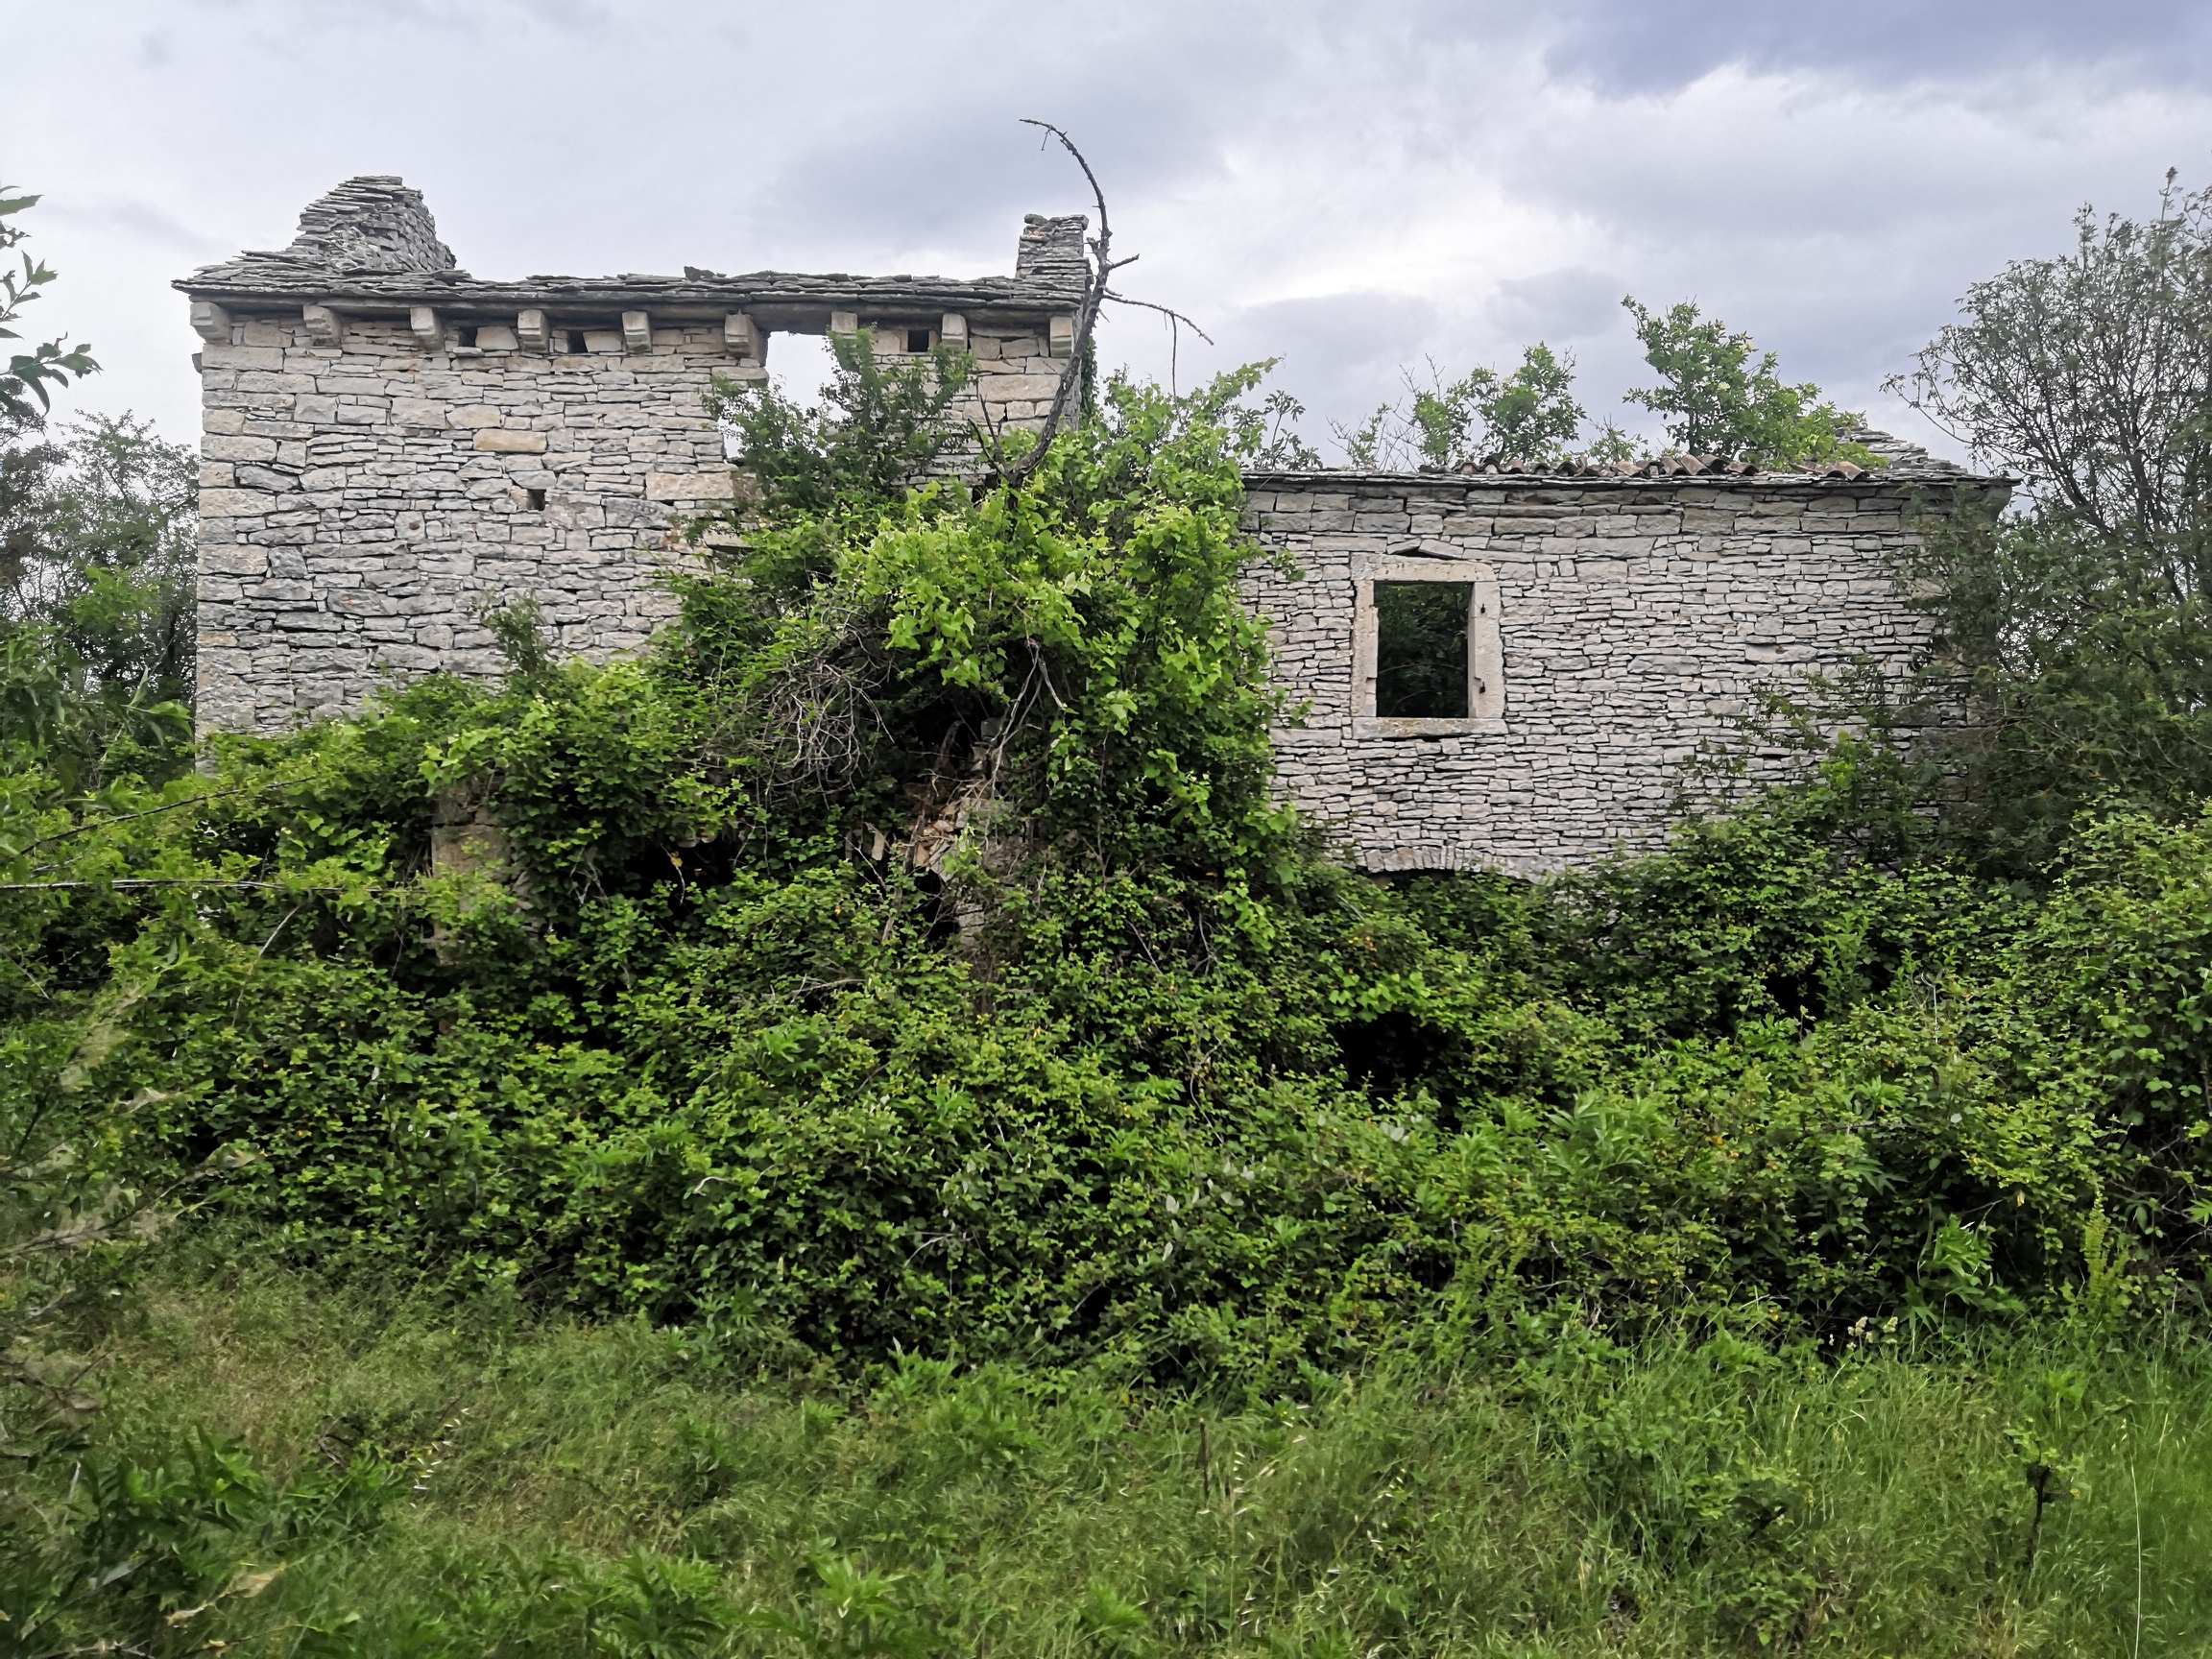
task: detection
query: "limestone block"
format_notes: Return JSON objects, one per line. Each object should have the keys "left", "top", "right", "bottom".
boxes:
{"left": 411, "top": 307, "right": 443, "bottom": 351}
{"left": 830, "top": 311, "right": 858, "bottom": 338}
{"left": 201, "top": 343, "right": 284, "bottom": 372}
{"left": 450, "top": 405, "right": 504, "bottom": 429}
{"left": 723, "top": 312, "right": 761, "bottom": 361}
{"left": 393, "top": 399, "right": 445, "bottom": 428}
{"left": 645, "top": 470, "right": 734, "bottom": 501}
{"left": 190, "top": 301, "right": 233, "bottom": 344}
{"left": 982, "top": 373, "right": 1064, "bottom": 402}
{"left": 469, "top": 428, "right": 546, "bottom": 455}
{"left": 302, "top": 304, "right": 345, "bottom": 347}
{"left": 517, "top": 309, "right": 549, "bottom": 352}
{"left": 622, "top": 312, "right": 652, "bottom": 353}
{"left": 1048, "top": 315, "right": 1076, "bottom": 358}
{"left": 204, "top": 435, "right": 277, "bottom": 463}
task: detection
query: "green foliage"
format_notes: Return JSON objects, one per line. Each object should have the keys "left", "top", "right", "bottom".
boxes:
{"left": 709, "top": 329, "right": 975, "bottom": 527}
{"left": 1337, "top": 346, "right": 1586, "bottom": 469}
{"left": 1622, "top": 297, "right": 1875, "bottom": 466}
{"left": 3, "top": 412, "right": 198, "bottom": 700}
{"left": 9, "top": 349, "right": 2212, "bottom": 1390}
{"left": 1371, "top": 581, "right": 1468, "bottom": 718}
{"left": 0, "top": 188, "right": 98, "bottom": 428}
{"left": 4, "top": 274, "right": 2212, "bottom": 1647}
{"left": 1885, "top": 174, "right": 2212, "bottom": 873}
{"left": 1896, "top": 173, "right": 2212, "bottom": 547}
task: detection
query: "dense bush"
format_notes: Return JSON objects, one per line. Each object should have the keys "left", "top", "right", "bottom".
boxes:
{"left": 3, "top": 366, "right": 2207, "bottom": 1403}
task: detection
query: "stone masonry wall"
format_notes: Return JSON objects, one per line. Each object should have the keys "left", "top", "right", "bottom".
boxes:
{"left": 186, "top": 180, "right": 2003, "bottom": 872}
{"left": 193, "top": 311, "right": 1070, "bottom": 734}
{"left": 1238, "top": 473, "right": 1964, "bottom": 875}
{"left": 195, "top": 311, "right": 730, "bottom": 732}
{"left": 184, "top": 178, "right": 1087, "bottom": 734}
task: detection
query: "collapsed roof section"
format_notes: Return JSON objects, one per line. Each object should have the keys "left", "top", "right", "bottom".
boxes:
{"left": 175, "top": 176, "right": 1093, "bottom": 329}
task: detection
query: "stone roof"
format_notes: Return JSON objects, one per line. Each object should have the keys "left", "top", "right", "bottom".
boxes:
{"left": 177, "top": 176, "right": 1092, "bottom": 316}
{"left": 1249, "top": 428, "right": 2006, "bottom": 490}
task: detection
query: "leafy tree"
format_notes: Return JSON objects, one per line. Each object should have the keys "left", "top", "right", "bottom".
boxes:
{"left": 1337, "top": 345, "right": 1587, "bottom": 469}
{"left": 1229, "top": 379, "right": 1322, "bottom": 469}
{"left": 1897, "top": 173, "right": 2212, "bottom": 550}
{"left": 0, "top": 191, "right": 191, "bottom": 791}
{"left": 0, "top": 188, "right": 97, "bottom": 430}
{"left": 1621, "top": 298, "right": 1872, "bottom": 465}
{"left": 2, "top": 413, "right": 197, "bottom": 703}
{"left": 709, "top": 327, "right": 974, "bottom": 526}
{"left": 1869, "top": 175, "right": 2212, "bottom": 870}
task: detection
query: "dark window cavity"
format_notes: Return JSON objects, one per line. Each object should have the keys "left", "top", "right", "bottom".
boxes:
{"left": 526, "top": 488, "right": 547, "bottom": 512}
{"left": 455, "top": 325, "right": 479, "bottom": 349}
{"left": 565, "top": 330, "right": 589, "bottom": 355}
{"left": 906, "top": 327, "right": 932, "bottom": 353}
{"left": 1375, "top": 581, "right": 1471, "bottom": 719}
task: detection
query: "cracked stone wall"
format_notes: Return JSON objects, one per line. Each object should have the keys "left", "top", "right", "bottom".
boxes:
{"left": 1239, "top": 470, "right": 1988, "bottom": 874}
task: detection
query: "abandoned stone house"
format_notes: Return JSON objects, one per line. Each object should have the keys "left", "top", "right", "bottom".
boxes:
{"left": 179, "top": 177, "right": 2008, "bottom": 874}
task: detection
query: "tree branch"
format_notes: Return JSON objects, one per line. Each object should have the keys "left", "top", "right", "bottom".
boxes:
{"left": 999, "top": 120, "right": 1118, "bottom": 488}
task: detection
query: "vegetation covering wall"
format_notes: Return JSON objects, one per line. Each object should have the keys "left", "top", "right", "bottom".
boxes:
{"left": 8, "top": 178, "right": 2212, "bottom": 1655}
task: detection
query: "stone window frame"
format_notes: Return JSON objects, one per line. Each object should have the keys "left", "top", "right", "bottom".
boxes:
{"left": 1350, "top": 550, "right": 1505, "bottom": 738}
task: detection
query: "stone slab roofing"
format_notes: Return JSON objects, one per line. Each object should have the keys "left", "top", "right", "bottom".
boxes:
{"left": 175, "top": 175, "right": 1092, "bottom": 323}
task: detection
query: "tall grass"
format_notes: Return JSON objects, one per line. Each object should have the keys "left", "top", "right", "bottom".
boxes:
{"left": 12, "top": 1260, "right": 2211, "bottom": 1656}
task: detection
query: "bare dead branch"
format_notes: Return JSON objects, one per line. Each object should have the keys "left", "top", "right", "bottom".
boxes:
{"left": 1000, "top": 120, "right": 1121, "bottom": 487}
{"left": 1103, "top": 292, "right": 1215, "bottom": 346}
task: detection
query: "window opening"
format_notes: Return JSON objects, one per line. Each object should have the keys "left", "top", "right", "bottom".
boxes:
{"left": 906, "top": 327, "right": 932, "bottom": 353}
{"left": 1374, "top": 581, "right": 1471, "bottom": 719}
{"left": 565, "top": 330, "right": 589, "bottom": 355}
{"left": 455, "top": 325, "right": 479, "bottom": 349}
{"left": 525, "top": 488, "right": 547, "bottom": 512}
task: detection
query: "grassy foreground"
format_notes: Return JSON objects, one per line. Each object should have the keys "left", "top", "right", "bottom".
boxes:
{"left": 8, "top": 1259, "right": 2207, "bottom": 1657}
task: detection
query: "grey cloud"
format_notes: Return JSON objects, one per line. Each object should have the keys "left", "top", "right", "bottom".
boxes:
{"left": 13, "top": 0, "right": 2211, "bottom": 470}
{"left": 1490, "top": 266, "right": 1623, "bottom": 343}
{"left": 1530, "top": 0, "right": 2212, "bottom": 94}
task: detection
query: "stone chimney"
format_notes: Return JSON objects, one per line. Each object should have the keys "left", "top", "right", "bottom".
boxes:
{"left": 277, "top": 176, "right": 457, "bottom": 275}
{"left": 1016, "top": 213, "right": 1089, "bottom": 289}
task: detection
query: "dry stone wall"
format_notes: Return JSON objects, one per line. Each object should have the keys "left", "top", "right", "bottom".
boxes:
{"left": 1239, "top": 469, "right": 1995, "bottom": 874}
{"left": 180, "top": 179, "right": 1086, "bottom": 733}
{"left": 193, "top": 313, "right": 730, "bottom": 731}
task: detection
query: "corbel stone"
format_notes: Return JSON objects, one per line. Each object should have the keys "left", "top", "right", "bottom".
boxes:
{"left": 830, "top": 310, "right": 858, "bottom": 339}
{"left": 1048, "top": 315, "right": 1076, "bottom": 358}
{"left": 723, "top": 311, "right": 762, "bottom": 364}
{"left": 301, "top": 303, "right": 345, "bottom": 348}
{"left": 940, "top": 313, "right": 968, "bottom": 348}
{"left": 189, "top": 301, "right": 233, "bottom": 344}
{"left": 517, "top": 309, "right": 549, "bottom": 352}
{"left": 621, "top": 311, "right": 652, "bottom": 353}
{"left": 410, "top": 306, "right": 443, "bottom": 352}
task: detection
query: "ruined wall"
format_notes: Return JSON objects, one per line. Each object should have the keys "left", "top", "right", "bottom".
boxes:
{"left": 193, "top": 312, "right": 726, "bottom": 732}
{"left": 181, "top": 179, "right": 1086, "bottom": 733}
{"left": 183, "top": 180, "right": 2010, "bottom": 876}
{"left": 1239, "top": 468, "right": 1985, "bottom": 875}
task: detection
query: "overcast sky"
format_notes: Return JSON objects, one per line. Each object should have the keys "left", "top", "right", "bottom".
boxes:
{"left": 9, "top": 0, "right": 2212, "bottom": 462}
